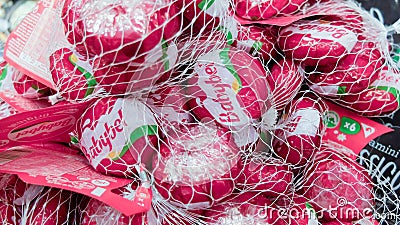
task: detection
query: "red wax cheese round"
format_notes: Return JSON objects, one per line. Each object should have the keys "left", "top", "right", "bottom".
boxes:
{"left": 49, "top": 48, "right": 98, "bottom": 101}
{"left": 234, "top": 0, "right": 289, "bottom": 20}
{"left": 178, "top": 0, "right": 230, "bottom": 32}
{"left": 267, "top": 59, "right": 304, "bottom": 111}
{"left": 236, "top": 25, "right": 278, "bottom": 62}
{"left": 186, "top": 48, "right": 269, "bottom": 128}
{"left": 307, "top": 41, "right": 384, "bottom": 97}
{"left": 280, "top": 0, "right": 307, "bottom": 15}
{"left": 279, "top": 19, "right": 358, "bottom": 67}
{"left": 236, "top": 154, "right": 293, "bottom": 196}
{"left": 62, "top": 0, "right": 180, "bottom": 63}
{"left": 153, "top": 124, "right": 240, "bottom": 209}
{"left": 146, "top": 85, "right": 193, "bottom": 134}
{"left": 302, "top": 147, "right": 374, "bottom": 221}
{"left": 273, "top": 95, "right": 326, "bottom": 166}
{"left": 337, "top": 68, "right": 400, "bottom": 116}
{"left": 176, "top": 31, "right": 231, "bottom": 63}
{"left": 13, "top": 73, "right": 52, "bottom": 99}
{"left": 93, "top": 41, "right": 179, "bottom": 95}
{"left": 77, "top": 97, "right": 159, "bottom": 177}
{"left": 339, "top": 88, "right": 399, "bottom": 117}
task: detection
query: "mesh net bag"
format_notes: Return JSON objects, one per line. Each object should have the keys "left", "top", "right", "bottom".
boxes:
{"left": 1, "top": 0, "right": 400, "bottom": 224}
{"left": 0, "top": 173, "right": 81, "bottom": 224}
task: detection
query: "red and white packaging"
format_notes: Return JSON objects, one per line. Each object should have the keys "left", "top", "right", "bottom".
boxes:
{"left": 236, "top": 154, "right": 293, "bottom": 196}
{"left": 204, "top": 192, "right": 284, "bottom": 224}
{"left": 273, "top": 94, "right": 326, "bottom": 166}
{"left": 337, "top": 67, "right": 400, "bottom": 116}
{"left": 62, "top": 0, "right": 180, "bottom": 63}
{"left": 77, "top": 97, "right": 159, "bottom": 177}
{"left": 0, "top": 62, "right": 52, "bottom": 111}
{"left": 322, "top": 101, "right": 392, "bottom": 153}
{"left": 280, "top": 0, "right": 308, "bottom": 15}
{"left": 176, "top": 30, "right": 231, "bottom": 63}
{"left": 267, "top": 59, "right": 304, "bottom": 111}
{"left": 0, "top": 100, "right": 90, "bottom": 148}
{"left": 49, "top": 48, "right": 98, "bottom": 102}
{"left": 234, "top": 0, "right": 289, "bottom": 20}
{"left": 4, "top": 0, "right": 67, "bottom": 89}
{"left": 186, "top": 48, "right": 270, "bottom": 129}
{"left": 92, "top": 40, "right": 179, "bottom": 95}
{"left": 178, "top": 0, "right": 230, "bottom": 32}
{"left": 0, "top": 144, "right": 152, "bottom": 217}
{"left": 0, "top": 63, "right": 51, "bottom": 112}
{"left": 146, "top": 85, "right": 193, "bottom": 135}
{"left": 307, "top": 41, "right": 384, "bottom": 97}
{"left": 339, "top": 88, "right": 399, "bottom": 117}
{"left": 278, "top": 18, "right": 358, "bottom": 68}
{"left": 153, "top": 124, "right": 241, "bottom": 209}
{"left": 236, "top": 25, "right": 278, "bottom": 62}
{"left": 301, "top": 146, "right": 375, "bottom": 222}
{"left": 12, "top": 73, "right": 53, "bottom": 99}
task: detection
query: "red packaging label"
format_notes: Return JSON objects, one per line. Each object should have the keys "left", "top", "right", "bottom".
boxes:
{"left": 323, "top": 101, "right": 392, "bottom": 154}
{"left": 0, "top": 100, "right": 92, "bottom": 148}
{"left": 4, "top": 0, "right": 68, "bottom": 89}
{"left": 0, "top": 144, "right": 151, "bottom": 216}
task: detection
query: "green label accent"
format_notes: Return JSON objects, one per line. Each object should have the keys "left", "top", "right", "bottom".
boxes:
{"left": 393, "top": 47, "right": 400, "bottom": 64}
{"left": 30, "top": 83, "right": 48, "bottom": 95}
{"left": 305, "top": 202, "right": 314, "bottom": 211}
{"left": 0, "top": 64, "right": 8, "bottom": 88}
{"left": 251, "top": 41, "right": 263, "bottom": 53}
{"left": 260, "top": 131, "right": 269, "bottom": 143}
{"left": 340, "top": 117, "right": 361, "bottom": 135}
{"left": 217, "top": 26, "right": 234, "bottom": 45}
{"left": 198, "top": 0, "right": 215, "bottom": 10}
{"left": 115, "top": 125, "right": 158, "bottom": 161}
{"left": 161, "top": 39, "right": 170, "bottom": 71}
{"left": 0, "top": 64, "right": 8, "bottom": 81}
{"left": 305, "top": 202, "right": 318, "bottom": 221}
{"left": 337, "top": 86, "right": 347, "bottom": 94}
{"left": 219, "top": 48, "right": 243, "bottom": 91}
{"left": 70, "top": 136, "right": 79, "bottom": 144}
{"left": 68, "top": 54, "right": 97, "bottom": 98}
{"left": 374, "top": 86, "right": 400, "bottom": 106}
{"left": 325, "top": 110, "right": 340, "bottom": 128}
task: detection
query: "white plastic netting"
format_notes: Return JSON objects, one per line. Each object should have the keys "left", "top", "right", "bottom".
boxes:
{"left": 0, "top": 173, "right": 81, "bottom": 225}
{"left": 0, "top": 0, "right": 400, "bottom": 224}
